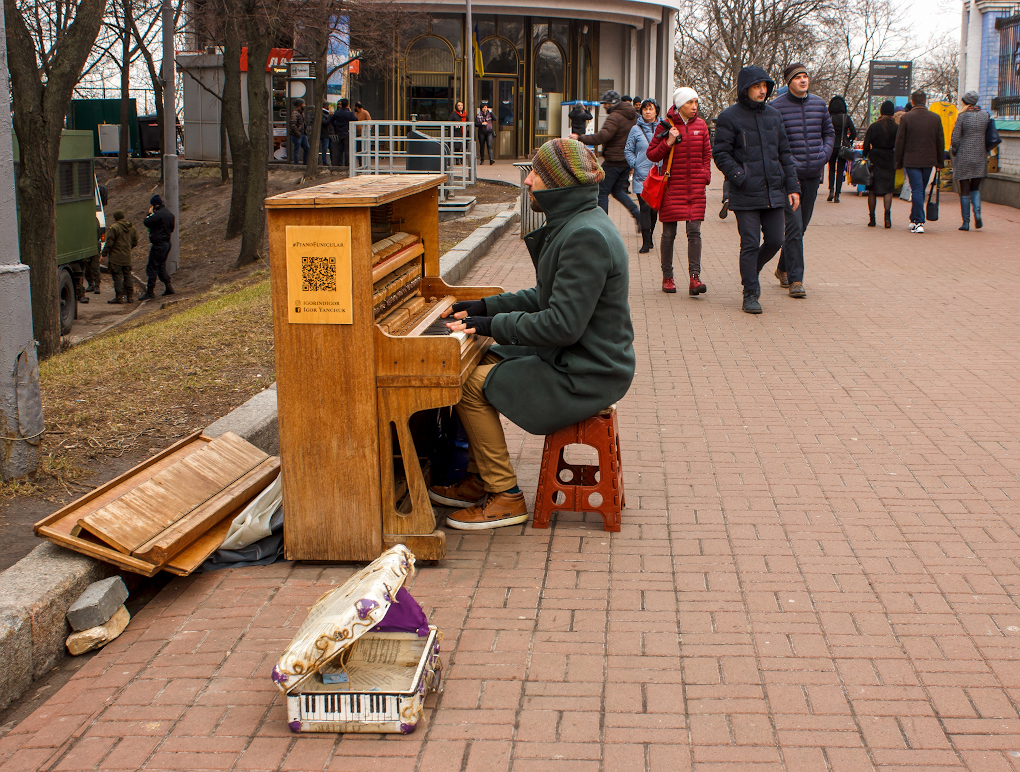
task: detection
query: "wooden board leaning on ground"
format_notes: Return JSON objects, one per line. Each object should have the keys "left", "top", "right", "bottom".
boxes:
{"left": 35, "top": 431, "right": 280, "bottom": 577}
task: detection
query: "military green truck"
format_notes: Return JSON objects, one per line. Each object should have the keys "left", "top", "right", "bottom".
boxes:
{"left": 13, "top": 129, "right": 107, "bottom": 334}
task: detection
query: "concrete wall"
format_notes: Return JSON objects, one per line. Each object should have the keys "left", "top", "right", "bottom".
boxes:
{"left": 997, "top": 132, "right": 1020, "bottom": 176}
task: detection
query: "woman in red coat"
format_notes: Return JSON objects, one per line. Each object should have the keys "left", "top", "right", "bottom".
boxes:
{"left": 646, "top": 88, "right": 712, "bottom": 295}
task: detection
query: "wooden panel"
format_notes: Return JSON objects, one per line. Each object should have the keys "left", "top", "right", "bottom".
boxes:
{"left": 419, "top": 277, "right": 504, "bottom": 302}
{"left": 382, "top": 531, "right": 446, "bottom": 562}
{"left": 378, "top": 386, "right": 461, "bottom": 537}
{"left": 371, "top": 242, "right": 424, "bottom": 284}
{"left": 264, "top": 175, "right": 447, "bottom": 209}
{"left": 164, "top": 464, "right": 281, "bottom": 575}
{"left": 268, "top": 203, "right": 384, "bottom": 562}
{"left": 133, "top": 457, "right": 280, "bottom": 566}
{"left": 77, "top": 432, "right": 268, "bottom": 555}
{"left": 391, "top": 187, "right": 441, "bottom": 276}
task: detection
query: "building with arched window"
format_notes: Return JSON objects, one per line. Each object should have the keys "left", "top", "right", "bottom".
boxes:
{"left": 352, "top": 3, "right": 678, "bottom": 159}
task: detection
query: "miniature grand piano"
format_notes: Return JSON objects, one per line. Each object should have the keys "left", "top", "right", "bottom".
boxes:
{"left": 265, "top": 174, "right": 503, "bottom": 562}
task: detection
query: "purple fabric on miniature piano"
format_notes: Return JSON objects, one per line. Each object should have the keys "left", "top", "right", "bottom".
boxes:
{"left": 371, "top": 587, "right": 429, "bottom": 636}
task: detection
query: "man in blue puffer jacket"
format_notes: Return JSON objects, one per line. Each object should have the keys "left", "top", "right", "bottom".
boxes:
{"left": 712, "top": 65, "right": 800, "bottom": 314}
{"left": 770, "top": 63, "right": 834, "bottom": 298}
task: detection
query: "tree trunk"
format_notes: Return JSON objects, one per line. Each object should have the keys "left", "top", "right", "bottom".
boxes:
{"left": 117, "top": 0, "right": 132, "bottom": 177}
{"left": 235, "top": 31, "right": 273, "bottom": 267}
{"left": 5, "top": 0, "right": 106, "bottom": 358}
{"left": 221, "top": 11, "right": 249, "bottom": 240}
{"left": 303, "top": 42, "right": 327, "bottom": 181}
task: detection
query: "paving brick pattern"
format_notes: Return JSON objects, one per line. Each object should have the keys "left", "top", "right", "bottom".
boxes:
{"left": 5, "top": 184, "right": 1020, "bottom": 771}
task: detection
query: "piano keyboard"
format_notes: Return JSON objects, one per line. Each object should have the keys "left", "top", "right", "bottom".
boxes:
{"left": 299, "top": 692, "right": 400, "bottom": 722}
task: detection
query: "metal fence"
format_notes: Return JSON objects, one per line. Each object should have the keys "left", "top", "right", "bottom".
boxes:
{"left": 350, "top": 122, "right": 476, "bottom": 200}
{"left": 994, "top": 12, "right": 1020, "bottom": 117}
{"left": 513, "top": 162, "right": 545, "bottom": 238}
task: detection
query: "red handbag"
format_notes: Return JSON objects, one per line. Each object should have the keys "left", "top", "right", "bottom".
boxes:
{"left": 640, "top": 122, "right": 676, "bottom": 211}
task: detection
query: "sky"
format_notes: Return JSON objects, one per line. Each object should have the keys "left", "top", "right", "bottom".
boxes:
{"left": 908, "top": 0, "right": 962, "bottom": 52}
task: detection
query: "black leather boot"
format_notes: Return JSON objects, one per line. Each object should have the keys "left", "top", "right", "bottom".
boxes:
{"left": 638, "top": 230, "right": 652, "bottom": 254}
{"left": 742, "top": 289, "right": 762, "bottom": 314}
{"left": 162, "top": 281, "right": 175, "bottom": 296}
{"left": 138, "top": 280, "right": 156, "bottom": 301}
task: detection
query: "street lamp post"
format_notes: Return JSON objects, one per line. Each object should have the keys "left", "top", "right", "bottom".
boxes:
{"left": 0, "top": 5, "right": 42, "bottom": 480}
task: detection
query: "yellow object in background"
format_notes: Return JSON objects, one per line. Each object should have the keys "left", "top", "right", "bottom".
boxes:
{"left": 930, "top": 102, "right": 958, "bottom": 151}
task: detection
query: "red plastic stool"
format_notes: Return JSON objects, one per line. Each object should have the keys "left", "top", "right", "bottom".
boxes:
{"left": 532, "top": 406, "right": 624, "bottom": 532}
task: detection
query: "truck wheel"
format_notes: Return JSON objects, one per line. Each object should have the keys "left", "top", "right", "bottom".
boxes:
{"left": 59, "top": 268, "right": 76, "bottom": 335}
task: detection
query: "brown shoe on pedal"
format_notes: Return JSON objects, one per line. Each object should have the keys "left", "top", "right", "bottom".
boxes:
{"left": 429, "top": 474, "right": 485, "bottom": 507}
{"left": 445, "top": 491, "right": 529, "bottom": 530}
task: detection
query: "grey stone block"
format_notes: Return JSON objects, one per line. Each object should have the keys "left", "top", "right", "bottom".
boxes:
{"left": 0, "top": 607, "right": 32, "bottom": 714}
{"left": 204, "top": 384, "right": 279, "bottom": 455}
{"left": 440, "top": 210, "right": 520, "bottom": 285}
{"left": 66, "top": 576, "right": 129, "bottom": 632}
{"left": 0, "top": 542, "right": 111, "bottom": 709}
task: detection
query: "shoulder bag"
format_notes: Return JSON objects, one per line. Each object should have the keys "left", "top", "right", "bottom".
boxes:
{"left": 850, "top": 157, "right": 873, "bottom": 187}
{"left": 641, "top": 122, "right": 676, "bottom": 211}
{"left": 926, "top": 171, "right": 940, "bottom": 222}
{"left": 986, "top": 117, "right": 1002, "bottom": 151}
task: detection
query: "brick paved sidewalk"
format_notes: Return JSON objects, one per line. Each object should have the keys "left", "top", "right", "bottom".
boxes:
{"left": 4, "top": 187, "right": 1020, "bottom": 771}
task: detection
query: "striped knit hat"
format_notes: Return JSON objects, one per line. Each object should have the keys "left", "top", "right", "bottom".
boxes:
{"left": 531, "top": 138, "right": 605, "bottom": 189}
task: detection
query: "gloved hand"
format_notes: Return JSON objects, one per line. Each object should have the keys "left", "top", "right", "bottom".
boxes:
{"left": 452, "top": 299, "right": 486, "bottom": 316}
{"left": 462, "top": 316, "right": 493, "bottom": 337}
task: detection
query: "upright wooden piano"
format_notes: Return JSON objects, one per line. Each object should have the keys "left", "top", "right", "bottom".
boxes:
{"left": 265, "top": 174, "right": 502, "bottom": 562}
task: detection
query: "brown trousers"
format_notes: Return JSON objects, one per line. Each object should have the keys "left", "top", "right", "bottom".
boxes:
{"left": 455, "top": 352, "right": 517, "bottom": 492}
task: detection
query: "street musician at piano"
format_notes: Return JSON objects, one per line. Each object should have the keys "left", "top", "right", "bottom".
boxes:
{"left": 430, "top": 138, "right": 636, "bottom": 530}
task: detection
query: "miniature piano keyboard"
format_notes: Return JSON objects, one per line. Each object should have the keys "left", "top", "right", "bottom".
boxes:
{"left": 299, "top": 693, "right": 400, "bottom": 723}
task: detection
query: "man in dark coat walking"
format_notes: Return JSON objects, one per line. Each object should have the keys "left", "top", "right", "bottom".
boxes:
{"left": 572, "top": 90, "right": 640, "bottom": 223}
{"left": 429, "top": 138, "right": 635, "bottom": 531}
{"left": 139, "top": 195, "right": 175, "bottom": 300}
{"left": 770, "top": 63, "right": 834, "bottom": 298}
{"left": 712, "top": 66, "right": 801, "bottom": 314}
{"left": 330, "top": 99, "right": 357, "bottom": 167}
{"left": 894, "top": 90, "right": 945, "bottom": 233}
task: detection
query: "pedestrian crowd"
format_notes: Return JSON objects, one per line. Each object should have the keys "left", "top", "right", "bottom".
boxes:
{"left": 573, "top": 62, "right": 997, "bottom": 315}
{"left": 290, "top": 97, "right": 369, "bottom": 168}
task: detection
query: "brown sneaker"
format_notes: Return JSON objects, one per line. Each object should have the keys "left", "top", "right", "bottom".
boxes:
{"left": 789, "top": 281, "right": 806, "bottom": 298}
{"left": 429, "top": 475, "right": 485, "bottom": 507}
{"left": 445, "top": 491, "right": 529, "bottom": 530}
{"left": 775, "top": 267, "right": 789, "bottom": 287}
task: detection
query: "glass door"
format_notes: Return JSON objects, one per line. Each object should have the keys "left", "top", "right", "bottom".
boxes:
{"left": 477, "top": 78, "right": 517, "bottom": 159}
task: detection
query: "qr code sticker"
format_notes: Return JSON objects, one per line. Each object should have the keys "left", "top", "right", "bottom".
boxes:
{"left": 301, "top": 256, "right": 336, "bottom": 292}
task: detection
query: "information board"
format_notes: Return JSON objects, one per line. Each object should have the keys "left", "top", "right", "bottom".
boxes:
{"left": 867, "top": 61, "right": 912, "bottom": 124}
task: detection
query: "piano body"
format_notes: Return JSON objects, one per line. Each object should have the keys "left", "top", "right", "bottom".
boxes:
{"left": 265, "top": 174, "right": 503, "bottom": 562}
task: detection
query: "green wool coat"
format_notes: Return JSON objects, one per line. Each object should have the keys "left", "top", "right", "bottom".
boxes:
{"left": 102, "top": 219, "right": 139, "bottom": 266}
{"left": 482, "top": 184, "right": 636, "bottom": 436}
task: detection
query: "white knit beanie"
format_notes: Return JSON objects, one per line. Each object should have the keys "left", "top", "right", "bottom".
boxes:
{"left": 673, "top": 87, "right": 699, "bottom": 109}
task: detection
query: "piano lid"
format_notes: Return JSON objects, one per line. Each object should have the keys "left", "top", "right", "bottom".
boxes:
{"left": 265, "top": 174, "right": 449, "bottom": 209}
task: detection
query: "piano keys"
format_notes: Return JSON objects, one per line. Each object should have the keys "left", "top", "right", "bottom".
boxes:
{"left": 265, "top": 174, "right": 503, "bottom": 562}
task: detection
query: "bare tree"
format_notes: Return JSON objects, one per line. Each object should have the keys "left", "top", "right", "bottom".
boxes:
{"left": 914, "top": 33, "right": 959, "bottom": 105}
{"left": 675, "top": 0, "right": 833, "bottom": 118}
{"left": 5, "top": 0, "right": 107, "bottom": 357}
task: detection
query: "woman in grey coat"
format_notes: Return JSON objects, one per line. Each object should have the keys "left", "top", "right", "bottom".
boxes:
{"left": 951, "top": 90, "right": 990, "bottom": 231}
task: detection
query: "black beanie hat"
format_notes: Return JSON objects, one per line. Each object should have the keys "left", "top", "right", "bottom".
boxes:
{"left": 880, "top": 100, "right": 894, "bottom": 116}
{"left": 150, "top": 194, "right": 163, "bottom": 207}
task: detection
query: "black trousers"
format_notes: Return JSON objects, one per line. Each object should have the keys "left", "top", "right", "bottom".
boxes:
{"left": 638, "top": 196, "right": 659, "bottom": 234}
{"left": 777, "top": 176, "right": 820, "bottom": 284}
{"left": 828, "top": 157, "right": 847, "bottom": 196}
{"left": 734, "top": 208, "right": 785, "bottom": 293}
{"left": 478, "top": 130, "right": 494, "bottom": 162}
{"left": 598, "top": 165, "right": 640, "bottom": 219}
{"left": 331, "top": 135, "right": 350, "bottom": 167}
{"left": 145, "top": 241, "right": 172, "bottom": 290}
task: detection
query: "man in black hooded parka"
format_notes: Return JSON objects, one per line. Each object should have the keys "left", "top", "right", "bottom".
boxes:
{"left": 712, "top": 66, "right": 800, "bottom": 314}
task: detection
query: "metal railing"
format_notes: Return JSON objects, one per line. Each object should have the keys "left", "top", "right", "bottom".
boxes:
{"left": 350, "top": 121, "right": 476, "bottom": 200}
{"left": 513, "top": 162, "right": 545, "bottom": 238}
{"left": 994, "top": 11, "right": 1020, "bottom": 117}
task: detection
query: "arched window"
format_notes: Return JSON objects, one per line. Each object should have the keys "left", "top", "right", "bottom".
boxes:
{"left": 535, "top": 40, "right": 564, "bottom": 94}
{"left": 481, "top": 37, "right": 518, "bottom": 75}
{"left": 406, "top": 36, "right": 454, "bottom": 73}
